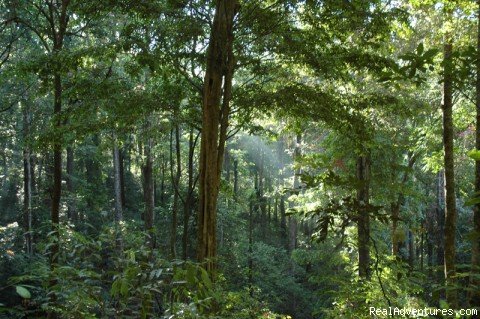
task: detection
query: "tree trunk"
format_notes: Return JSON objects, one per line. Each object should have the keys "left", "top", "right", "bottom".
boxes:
{"left": 391, "top": 202, "right": 402, "bottom": 257}
{"left": 66, "top": 146, "right": 77, "bottom": 223}
{"left": 22, "top": 104, "right": 33, "bottom": 255}
{"left": 391, "top": 153, "right": 416, "bottom": 258}
{"left": 442, "top": 13, "right": 457, "bottom": 306}
{"left": 233, "top": 159, "right": 239, "bottom": 200}
{"left": 160, "top": 155, "right": 166, "bottom": 206}
{"left": 48, "top": 5, "right": 70, "bottom": 316}
{"left": 119, "top": 148, "right": 126, "bottom": 209}
{"left": 143, "top": 127, "right": 155, "bottom": 250}
{"left": 224, "top": 144, "right": 231, "bottom": 183}
{"left": 85, "top": 134, "right": 101, "bottom": 215}
{"left": 471, "top": 0, "right": 480, "bottom": 307}
{"left": 278, "top": 137, "right": 288, "bottom": 248}
{"left": 433, "top": 171, "right": 446, "bottom": 303}
{"left": 408, "top": 230, "right": 414, "bottom": 269}
{"left": 420, "top": 221, "right": 424, "bottom": 272}
{"left": 170, "top": 125, "right": 181, "bottom": 259}
{"left": 426, "top": 208, "right": 434, "bottom": 277}
{"left": 183, "top": 129, "right": 195, "bottom": 260}
{"left": 288, "top": 134, "right": 301, "bottom": 252}
{"left": 113, "top": 135, "right": 124, "bottom": 252}
{"left": 197, "top": 0, "right": 239, "bottom": 274}
{"left": 248, "top": 198, "right": 254, "bottom": 299}
{"left": 357, "top": 155, "right": 370, "bottom": 279}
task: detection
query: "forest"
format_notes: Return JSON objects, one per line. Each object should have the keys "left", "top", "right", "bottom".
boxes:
{"left": 0, "top": 0, "right": 479, "bottom": 318}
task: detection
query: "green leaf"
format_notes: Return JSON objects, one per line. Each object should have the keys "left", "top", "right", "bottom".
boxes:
{"left": 468, "top": 149, "right": 480, "bottom": 161}
{"left": 417, "top": 42, "right": 424, "bottom": 55}
{"left": 16, "top": 286, "right": 31, "bottom": 299}
{"left": 200, "top": 268, "right": 212, "bottom": 290}
{"left": 465, "top": 197, "right": 480, "bottom": 206}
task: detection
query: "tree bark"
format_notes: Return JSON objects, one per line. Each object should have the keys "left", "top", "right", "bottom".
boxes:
{"left": 170, "top": 125, "right": 181, "bottom": 259}
{"left": 248, "top": 198, "right": 254, "bottom": 298}
{"left": 197, "top": 0, "right": 239, "bottom": 274}
{"left": 66, "top": 146, "right": 77, "bottom": 223}
{"left": 357, "top": 155, "right": 370, "bottom": 279}
{"left": 85, "top": 134, "right": 101, "bottom": 215}
{"left": 233, "top": 159, "right": 239, "bottom": 200}
{"left": 143, "top": 124, "right": 155, "bottom": 250}
{"left": 288, "top": 134, "right": 301, "bottom": 252}
{"left": 113, "top": 135, "right": 124, "bottom": 252}
{"left": 183, "top": 129, "right": 196, "bottom": 260}
{"left": 408, "top": 230, "right": 414, "bottom": 269}
{"left": 22, "top": 103, "right": 33, "bottom": 255}
{"left": 48, "top": 3, "right": 70, "bottom": 317}
{"left": 426, "top": 208, "right": 435, "bottom": 277}
{"left": 119, "top": 148, "right": 126, "bottom": 209}
{"left": 159, "top": 155, "right": 166, "bottom": 206}
{"left": 433, "top": 171, "right": 446, "bottom": 303}
{"left": 442, "top": 12, "right": 457, "bottom": 306}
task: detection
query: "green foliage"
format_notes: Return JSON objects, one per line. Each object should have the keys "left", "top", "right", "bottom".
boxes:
{"left": 324, "top": 257, "right": 425, "bottom": 319}
{"left": 14, "top": 286, "right": 31, "bottom": 299}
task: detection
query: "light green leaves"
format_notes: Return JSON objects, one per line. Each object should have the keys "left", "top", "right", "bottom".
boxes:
{"left": 467, "top": 149, "right": 480, "bottom": 161}
{"left": 465, "top": 192, "right": 480, "bottom": 207}
{"left": 15, "top": 286, "right": 31, "bottom": 299}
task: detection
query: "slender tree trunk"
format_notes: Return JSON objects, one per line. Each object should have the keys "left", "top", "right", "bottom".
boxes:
{"left": 0, "top": 148, "right": 7, "bottom": 194}
{"left": 248, "top": 199, "right": 254, "bottom": 299}
{"left": 119, "top": 148, "right": 126, "bottom": 209}
{"left": 442, "top": 12, "right": 457, "bottom": 306}
{"left": 85, "top": 134, "right": 100, "bottom": 215}
{"left": 170, "top": 125, "right": 181, "bottom": 259}
{"left": 224, "top": 144, "right": 231, "bottom": 183}
{"left": 197, "top": 0, "right": 239, "bottom": 274}
{"left": 272, "top": 196, "right": 278, "bottom": 225}
{"left": 471, "top": 0, "right": 480, "bottom": 307}
{"left": 66, "top": 146, "right": 77, "bottom": 223}
{"left": 183, "top": 129, "right": 195, "bottom": 260}
{"left": 48, "top": 5, "right": 70, "bottom": 315}
{"left": 408, "top": 230, "right": 414, "bottom": 269}
{"left": 391, "top": 153, "right": 416, "bottom": 258}
{"left": 391, "top": 202, "right": 402, "bottom": 257}
{"left": 420, "top": 221, "right": 424, "bottom": 272}
{"left": 288, "top": 134, "right": 301, "bottom": 252}
{"left": 233, "top": 159, "right": 239, "bottom": 200}
{"left": 160, "top": 155, "right": 166, "bottom": 206}
{"left": 51, "top": 75, "right": 62, "bottom": 258}
{"left": 143, "top": 126, "right": 155, "bottom": 250}
{"left": 258, "top": 151, "right": 267, "bottom": 240}
{"left": 426, "top": 208, "right": 434, "bottom": 277}
{"left": 23, "top": 104, "right": 33, "bottom": 255}
{"left": 433, "top": 171, "right": 446, "bottom": 303}
{"left": 113, "top": 135, "right": 124, "bottom": 252}
{"left": 357, "top": 155, "right": 370, "bottom": 279}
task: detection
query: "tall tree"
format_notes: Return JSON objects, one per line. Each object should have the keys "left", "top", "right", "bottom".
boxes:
{"left": 22, "top": 102, "right": 33, "bottom": 255}
{"left": 10, "top": 2, "right": 73, "bottom": 316}
{"left": 442, "top": 5, "right": 457, "bottom": 307}
{"left": 197, "top": 0, "right": 239, "bottom": 274}
{"left": 170, "top": 124, "right": 181, "bottom": 259}
{"left": 143, "top": 119, "right": 155, "bottom": 250}
{"left": 66, "top": 146, "right": 76, "bottom": 223}
{"left": 183, "top": 128, "right": 197, "bottom": 260}
{"left": 113, "top": 134, "right": 124, "bottom": 253}
{"left": 357, "top": 155, "right": 371, "bottom": 279}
